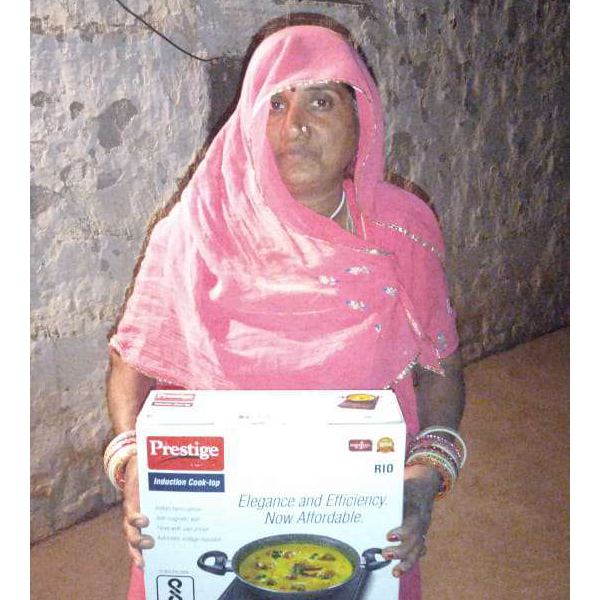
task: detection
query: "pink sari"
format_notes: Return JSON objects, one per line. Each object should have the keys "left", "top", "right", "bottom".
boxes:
{"left": 113, "top": 25, "right": 458, "bottom": 600}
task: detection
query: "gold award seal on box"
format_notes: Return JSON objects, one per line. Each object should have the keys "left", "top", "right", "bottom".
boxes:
{"left": 377, "top": 437, "right": 395, "bottom": 453}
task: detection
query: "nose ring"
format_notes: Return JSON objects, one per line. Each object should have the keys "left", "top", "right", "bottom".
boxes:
{"left": 301, "top": 125, "right": 308, "bottom": 133}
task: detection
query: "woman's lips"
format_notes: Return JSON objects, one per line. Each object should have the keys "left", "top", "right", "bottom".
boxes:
{"left": 276, "top": 146, "right": 319, "bottom": 162}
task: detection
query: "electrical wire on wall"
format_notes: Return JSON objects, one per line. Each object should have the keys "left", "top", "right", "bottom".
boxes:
{"left": 114, "top": 1, "right": 375, "bottom": 61}
{"left": 114, "top": 0, "right": 220, "bottom": 62}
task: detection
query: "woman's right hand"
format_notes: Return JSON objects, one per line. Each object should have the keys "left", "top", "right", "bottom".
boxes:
{"left": 122, "top": 455, "right": 155, "bottom": 567}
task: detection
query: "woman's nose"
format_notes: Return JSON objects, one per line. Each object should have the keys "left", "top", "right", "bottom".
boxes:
{"left": 283, "top": 102, "right": 308, "bottom": 140}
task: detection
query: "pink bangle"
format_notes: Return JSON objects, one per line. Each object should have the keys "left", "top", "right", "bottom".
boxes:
{"left": 409, "top": 437, "right": 461, "bottom": 472}
{"left": 416, "top": 427, "right": 467, "bottom": 467}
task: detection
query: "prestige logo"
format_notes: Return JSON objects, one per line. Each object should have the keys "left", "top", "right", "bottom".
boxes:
{"left": 348, "top": 439, "right": 373, "bottom": 452}
{"left": 147, "top": 436, "right": 224, "bottom": 471}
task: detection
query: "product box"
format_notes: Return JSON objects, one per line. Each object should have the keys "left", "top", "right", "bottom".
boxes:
{"left": 137, "top": 389, "right": 406, "bottom": 600}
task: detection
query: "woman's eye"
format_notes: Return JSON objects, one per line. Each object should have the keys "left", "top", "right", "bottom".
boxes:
{"left": 270, "top": 98, "right": 285, "bottom": 111}
{"left": 312, "top": 97, "right": 332, "bottom": 109}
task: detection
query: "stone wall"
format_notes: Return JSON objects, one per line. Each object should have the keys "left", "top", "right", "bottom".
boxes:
{"left": 30, "top": 0, "right": 569, "bottom": 542}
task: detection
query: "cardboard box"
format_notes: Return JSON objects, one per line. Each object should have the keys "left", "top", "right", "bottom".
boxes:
{"left": 137, "top": 389, "right": 405, "bottom": 600}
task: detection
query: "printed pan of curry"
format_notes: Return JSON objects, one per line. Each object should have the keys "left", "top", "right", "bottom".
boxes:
{"left": 197, "top": 533, "right": 390, "bottom": 599}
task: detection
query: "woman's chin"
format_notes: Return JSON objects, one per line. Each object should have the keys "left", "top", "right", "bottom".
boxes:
{"left": 280, "top": 173, "right": 324, "bottom": 198}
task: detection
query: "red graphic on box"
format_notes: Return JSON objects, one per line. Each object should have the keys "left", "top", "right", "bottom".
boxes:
{"left": 151, "top": 393, "right": 195, "bottom": 407}
{"left": 147, "top": 436, "right": 224, "bottom": 471}
{"left": 349, "top": 439, "right": 373, "bottom": 452}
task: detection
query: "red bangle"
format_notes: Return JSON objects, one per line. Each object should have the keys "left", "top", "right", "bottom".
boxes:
{"left": 406, "top": 454, "right": 453, "bottom": 499}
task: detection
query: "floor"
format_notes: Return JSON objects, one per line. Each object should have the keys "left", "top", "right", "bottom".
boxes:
{"left": 30, "top": 328, "right": 569, "bottom": 600}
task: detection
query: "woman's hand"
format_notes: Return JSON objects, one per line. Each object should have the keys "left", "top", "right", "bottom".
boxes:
{"left": 383, "top": 464, "right": 439, "bottom": 577}
{"left": 122, "top": 455, "right": 155, "bottom": 567}
{"left": 107, "top": 349, "right": 157, "bottom": 567}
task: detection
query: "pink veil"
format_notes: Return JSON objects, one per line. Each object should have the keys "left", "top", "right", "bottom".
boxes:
{"left": 110, "top": 26, "right": 452, "bottom": 395}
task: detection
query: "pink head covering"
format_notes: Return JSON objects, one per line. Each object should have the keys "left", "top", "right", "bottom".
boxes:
{"left": 110, "top": 25, "right": 457, "bottom": 399}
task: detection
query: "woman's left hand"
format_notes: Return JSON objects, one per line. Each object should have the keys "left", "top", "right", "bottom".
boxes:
{"left": 382, "top": 464, "right": 440, "bottom": 577}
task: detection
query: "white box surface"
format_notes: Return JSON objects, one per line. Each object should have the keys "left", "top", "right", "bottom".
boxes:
{"left": 137, "top": 389, "right": 405, "bottom": 600}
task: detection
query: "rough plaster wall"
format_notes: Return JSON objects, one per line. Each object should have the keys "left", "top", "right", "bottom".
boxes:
{"left": 30, "top": 0, "right": 569, "bottom": 541}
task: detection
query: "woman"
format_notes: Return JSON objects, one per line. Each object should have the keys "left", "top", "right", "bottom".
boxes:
{"left": 106, "top": 22, "right": 465, "bottom": 600}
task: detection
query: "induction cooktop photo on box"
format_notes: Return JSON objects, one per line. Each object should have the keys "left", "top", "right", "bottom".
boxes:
{"left": 136, "top": 390, "right": 406, "bottom": 600}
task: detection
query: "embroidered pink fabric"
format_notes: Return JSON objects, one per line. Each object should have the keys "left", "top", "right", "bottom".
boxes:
{"left": 113, "top": 25, "right": 458, "bottom": 600}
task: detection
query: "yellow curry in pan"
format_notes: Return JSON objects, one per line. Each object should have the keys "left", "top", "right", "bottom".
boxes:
{"left": 238, "top": 543, "right": 354, "bottom": 592}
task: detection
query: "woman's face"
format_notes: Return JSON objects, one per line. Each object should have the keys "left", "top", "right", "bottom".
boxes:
{"left": 266, "top": 82, "right": 358, "bottom": 203}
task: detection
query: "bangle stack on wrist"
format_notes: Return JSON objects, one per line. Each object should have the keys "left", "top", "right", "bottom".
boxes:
{"left": 104, "top": 430, "right": 137, "bottom": 491}
{"left": 406, "top": 426, "right": 467, "bottom": 499}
